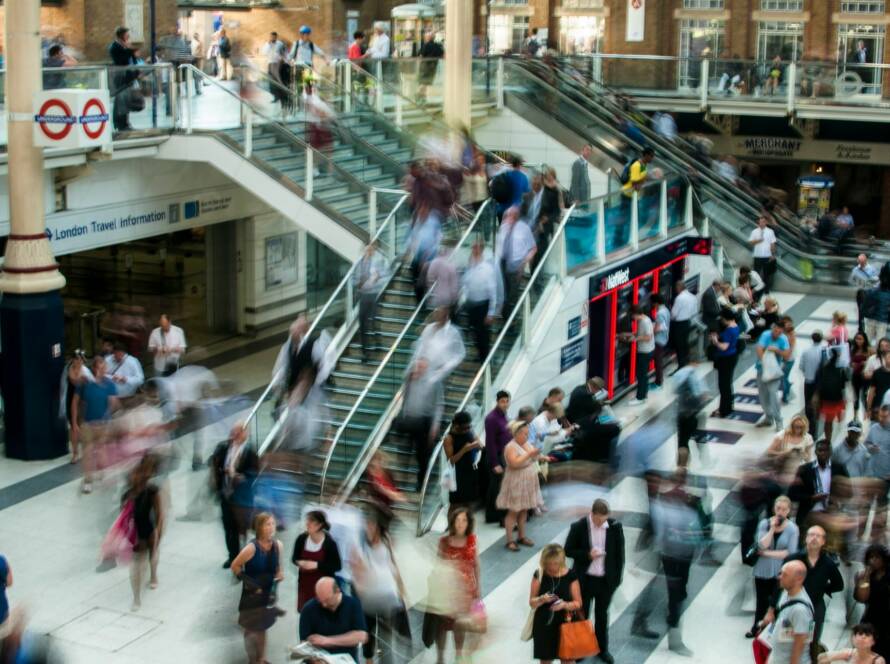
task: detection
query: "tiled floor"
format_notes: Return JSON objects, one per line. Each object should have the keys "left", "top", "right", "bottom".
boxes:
{"left": 0, "top": 293, "right": 870, "bottom": 663}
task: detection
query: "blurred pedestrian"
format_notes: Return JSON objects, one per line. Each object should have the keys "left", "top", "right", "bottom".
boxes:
{"left": 351, "top": 510, "right": 409, "bottom": 664}
{"left": 231, "top": 512, "right": 284, "bottom": 664}
{"left": 125, "top": 455, "right": 164, "bottom": 611}
{"left": 460, "top": 153, "right": 489, "bottom": 213}
{"left": 709, "top": 308, "right": 740, "bottom": 418}
{"left": 564, "top": 499, "right": 624, "bottom": 664}
{"left": 497, "top": 420, "right": 543, "bottom": 552}
{"left": 354, "top": 241, "right": 388, "bottom": 361}
{"left": 462, "top": 240, "right": 498, "bottom": 362}
{"left": 70, "top": 356, "right": 119, "bottom": 494}
{"left": 766, "top": 415, "right": 814, "bottom": 491}
{"left": 756, "top": 321, "right": 792, "bottom": 432}
{"left": 850, "top": 331, "right": 871, "bottom": 421}
{"left": 790, "top": 439, "right": 849, "bottom": 537}
{"left": 426, "top": 244, "right": 460, "bottom": 314}
{"left": 528, "top": 544, "right": 582, "bottom": 663}
{"left": 800, "top": 332, "right": 827, "bottom": 436}
{"left": 433, "top": 506, "right": 481, "bottom": 662}
{"left": 364, "top": 451, "right": 404, "bottom": 527}
{"left": 497, "top": 206, "right": 537, "bottom": 313}
{"left": 673, "top": 360, "right": 708, "bottom": 466}
{"left": 569, "top": 145, "right": 592, "bottom": 204}
{"left": 417, "top": 31, "right": 443, "bottom": 104}
{"left": 292, "top": 511, "right": 342, "bottom": 612}
{"left": 864, "top": 405, "right": 890, "bottom": 543}
{"left": 853, "top": 546, "right": 890, "bottom": 659}
{"left": 0, "top": 553, "right": 10, "bottom": 626}
{"left": 211, "top": 424, "right": 258, "bottom": 569}
{"left": 61, "top": 349, "right": 92, "bottom": 464}
{"left": 815, "top": 346, "right": 849, "bottom": 443}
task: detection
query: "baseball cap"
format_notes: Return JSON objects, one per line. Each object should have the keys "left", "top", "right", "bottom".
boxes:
{"left": 847, "top": 421, "right": 863, "bottom": 433}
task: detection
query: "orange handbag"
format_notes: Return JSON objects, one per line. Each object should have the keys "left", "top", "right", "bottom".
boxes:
{"left": 558, "top": 611, "right": 600, "bottom": 661}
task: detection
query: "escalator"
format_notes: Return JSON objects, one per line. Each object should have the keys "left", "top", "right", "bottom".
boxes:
{"left": 505, "top": 58, "right": 880, "bottom": 285}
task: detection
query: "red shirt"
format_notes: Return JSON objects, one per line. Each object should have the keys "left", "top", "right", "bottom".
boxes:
{"left": 347, "top": 43, "right": 362, "bottom": 60}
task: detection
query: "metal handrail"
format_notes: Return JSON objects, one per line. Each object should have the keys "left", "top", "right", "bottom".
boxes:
{"left": 414, "top": 201, "right": 576, "bottom": 536}
{"left": 246, "top": 192, "right": 410, "bottom": 448}
{"left": 328, "top": 198, "right": 494, "bottom": 504}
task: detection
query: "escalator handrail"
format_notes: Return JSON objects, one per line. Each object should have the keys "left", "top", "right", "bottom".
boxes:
{"left": 414, "top": 201, "right": 581, "bottom": 536}
{"left": 248, "top": 192, "right": 410, "bottom": 452}
{"left": 328, "top": 199, "right": 494, "bottom": 505}
{"left": 341, "top": 59, "right": 508, "bottom": 167}
{"left": 240, "top": 63, "right": 412, "bottom": 178}
{"left": 319, "top": 199, "right": 492, "bottom": 502}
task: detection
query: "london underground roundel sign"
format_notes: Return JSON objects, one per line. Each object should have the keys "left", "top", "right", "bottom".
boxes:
{"left": 35, "top": 98, "right": 76, "bottom": 140}
{"left": 80, "top": 98, "right": 109, "bottom": 139}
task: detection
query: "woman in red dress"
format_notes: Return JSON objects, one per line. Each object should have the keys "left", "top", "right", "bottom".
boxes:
{"left": 291, "top": 510, "right": 342, "bottom": 611}
{"left": 435, "top": 506, "right": 482, "bottom": 664}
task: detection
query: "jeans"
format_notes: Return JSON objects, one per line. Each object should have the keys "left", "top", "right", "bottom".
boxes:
{"left": 781, "top": 360, "right": 794, "bottom": 402}
{"left": 715, "top": 354, "right": 737, "bottom": 416}
{"left": 654, "top": 343, "right": 667, "bottom": 385}
{"left": 662, "top": 556, "right": 691, "bottom": 627}
{"left": 757, "top": 375, "right": 783, "bottom": 427}
{"left": 636, "top": 351, "right": 652, "bottom": 399}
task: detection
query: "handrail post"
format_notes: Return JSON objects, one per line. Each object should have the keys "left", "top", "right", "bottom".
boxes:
{"left": 344, "top": 62, "right": 352, "bottom": 113}
{"left": 702, "top": 216, "right": 710, "bottom": 238}
{"left": 684, "top": 185, "right": 694, "bottom": 229}
{"left": 244, "top": 107, "right": 253, "bottom": 158}
{"left": 596, "top": 199, "right": 606, "bottom": 263}
{"left": 177, "top": 67, "right": 187, "bottom": 134}
{"left": 395, "top": 94, "right": 403, "bottom": 126}
{"left": 483, "top": 364, "right": 492, "bottom": 415}
{"left": 659, "top": 179, "right": 668, "bottom": 238}
{"left": 786, "top": 62, "right": 796, "bottom": 115}
{"left": 345, "top": 278, "right": 355, "bottom": 326}
{"left": 305, "top": 146, "right": 314, "bottom": 201}
{"left": 630, "top": 190, "right": 640, "bottom": 251}
{"left": 699, "top": 59, "right": 709, "bottom": 110}
{"left": 716, "top": 245, "right": 725, "bottom": 277}
{"left": 496, "top": 56, "right": 505, "bottom": 109}
{"left": 388, "top": 212, "right": 397, "bottom": 261}
{"left": 558, "top": 220, "right": 568, "bottom": 279}
{"left": 369, "top": 188, "right": 378, "bottom": 236}
{"left": 521, "top": 295, "right": 531, "bottom": 346}
{"left": 375, "top": 60, "right": 384, "bottom": 113}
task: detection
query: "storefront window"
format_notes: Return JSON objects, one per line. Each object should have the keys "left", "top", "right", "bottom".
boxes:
{"left": 682, "top": 0, "right": 725, "bottom": 8}
{"left": 837, "top": 23, "right": 885, "bottom": 95}
{"left": 760, "top": 0, "right": 803, "bottom": 10}
{"left": 841, "top": 1, "right": 885, "bottom": 12}
{"left": 757, "top": 21, "right": 804, "bottom": 61}
{"left": 488, "top": 14, "right": 530, "bottom": 53}
{"left": 559, "top": 15, "right": 605, "bottom": 54}
{"left": 678, "top": 19, "right": 723, "bottom": 88}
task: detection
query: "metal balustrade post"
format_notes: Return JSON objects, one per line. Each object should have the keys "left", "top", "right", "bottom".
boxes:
{"left": 630, "top": 190, "right": 640, "bottom": 251}
{"left": 395, "top": 94, "right": 403, "bottom": 126}
{"left": 496, "top": 57, "right": 505, "bottom": 109}
{"left": 305, "top": 147, "right": 314, "bottom": 201}
{"left": 345, "top": 278, "right": 355, "bottom": 326}
{"left": 375, "top": 60, "right": 384, "bottom": 113}
{"left": 177, "top": 68, "right": 187, "bottom": 134}
{"left": 344, "top": 62, "right": 352, "bottom": 113}
{"left": 483, "top": 364, "right": 492, "bottom": 414}
{"left": 702, "top": 216, "right": 710, "bottom": 237}
{"left": 659, "top": 179, "right": 668, "bottom": 238}
{"left": 388, "top": 212, "right": 397, "bottom": 261}
{"left": 786, "top": 62, "right": 797, "bottom": 115}
{"left": 244, "top": 107, "right": 253, "bottom": 158}
{"left": 521, "top": 296, "right": 531, "bottom": 346}
{"left": 716, "top": 246, "right": 725, "bottom": 278}
{"left": 684, "top": 186, "right": 694, "bottom": 229}
{"left": 368, "top": 189, "right": 377, "bottom": 236}
{"left": 699, "top": 59, "right": 709, "bottom": 110}
{"left": 558, "top": 227, "right": 568, "bottom": 279}
{"left": 596, "top": 199, "right": 606, "bottom": 263}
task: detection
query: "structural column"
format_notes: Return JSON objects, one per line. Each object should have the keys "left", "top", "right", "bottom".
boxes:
{"left": 1, "top": 0, "right": 68, "bottom": 459}
{"left": 443, "top": 0, "right": 473, "bottom": 130}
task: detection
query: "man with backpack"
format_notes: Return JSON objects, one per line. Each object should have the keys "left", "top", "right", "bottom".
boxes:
{"left": 289, "top": 25, "right": 325, "bottom": 104}
{"left": 758, "top": 560, "right": 814, "bottom": 664}
{"left": 490, "top": 156, "right": 529, "bottom": 221}
{"left": 620, "top": 146, "right": 655, "bottom": 197}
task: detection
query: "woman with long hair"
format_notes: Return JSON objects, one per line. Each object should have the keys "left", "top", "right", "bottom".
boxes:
{"left": 854, "top": 545, "right": 890, "bottom": 659}
{"left": 292, "top": 510, "right": 342, "bottom": 612}
{"left": 231, "top": 512, "right": 284, "bottom": 664}
{"left": 529, "top": 544, "right": 582, "bottom": 663}
{"left": 850, "top": 331, "right": 872, "bottom": 421}
{"left": 125, "top": 454, "right": 164, "bottom": 612}
{"left": 765, "top": 415, "right": 814, "bottom": 489}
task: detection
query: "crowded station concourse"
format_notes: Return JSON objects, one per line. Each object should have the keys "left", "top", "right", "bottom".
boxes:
{"left": 4, "top": 2, "right": 890, "bottom": 664}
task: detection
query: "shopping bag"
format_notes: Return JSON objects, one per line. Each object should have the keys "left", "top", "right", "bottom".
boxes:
{"left": 752, "top": 632, "right": 771, "bottom": 664}
{"left": 100, "top": 499, "right": 137, "bottom": 564}
{"left": 456, "top": 599, "right": 488, "bottom": 633}
{"left": 440, "top": 463, "right": 457, "bottom": 493}
{"left": 761, "top": 350, "right": 782, "bottom": 383}
{"left": 520, "top": 607, "right": 536, "bottom": 641}
{"left": 558, "top": 611, "right": 600, "bottom": 661}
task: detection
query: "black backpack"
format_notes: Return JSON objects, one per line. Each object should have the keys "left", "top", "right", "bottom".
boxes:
{"left": 489, "top": 171, "right": 513, "bottom": 205}
{"left": 618, "top": 159, "right": 638, "bottom": 185}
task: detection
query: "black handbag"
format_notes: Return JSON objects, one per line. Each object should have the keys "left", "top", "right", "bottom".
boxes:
{"left": 127, "top": 87, "right": 146, "bottom": 112}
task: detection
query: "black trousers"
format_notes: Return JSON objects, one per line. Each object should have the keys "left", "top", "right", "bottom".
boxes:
{"left": 677, "top": 412, "right": 699, "bottom": 450}
{"left": 754, "top": 257, "right": 774, "bottom": 293}
{"left": 358, "top": 292, "right": 378, "bottom": 355}
{"left": 671, "top": 320, "right": 691, "bottom": 368}
{"left": 221, "top": 497, "right": 244, "bottom": 563}
{"left": 804, "top": 381, "right": 817, "bottom": 437}
{"left": 753, "top": 576, "right": 778, "bottom": 628}
{"left": 403, "top": 415, "right": 434, "bottom": 491}
{"left": 662, "top": 555, "right": 691, "bottom": 627}
{"left": 715, "top": 354, "right": 737, "bottom": 416}
{"left": 857, "top": 289, "right": 866, "bottom": 331}
{"left": 580, "top": 575, "right": 615, "bottom": 654}
{"left": 485, "top": 467, "right": 506, "bottom": 524}
{"left": 636, "top": 351, "right": 652, "bottom": 400}
{"left": 465, "top": 300, "right": 491, "bottom": 361}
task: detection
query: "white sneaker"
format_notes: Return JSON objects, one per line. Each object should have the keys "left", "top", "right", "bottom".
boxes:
{"left": 628, "top": 398, "right": 647, "bottom": 406}
{"left": 81, "top": 481, "right": 93, "bottom": 494}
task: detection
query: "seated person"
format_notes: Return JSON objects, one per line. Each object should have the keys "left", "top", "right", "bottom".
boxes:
{"left": 571, "top": 399, "right": 621, "bottom": 465}
{"left": 298, "top": 577, "right": 368, "bottom": 662}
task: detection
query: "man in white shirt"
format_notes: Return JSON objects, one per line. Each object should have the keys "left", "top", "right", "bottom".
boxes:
{"left": 670, "top": 280, "right": 698, "bottom": 368}
{"left": 528, "top": 403, "right": 572, "bottom": 454}
{"left": 261, "top": 31, "right": 286, "bottom": 100}
{"left": 497, "top": 206, "right": 537, "bottom": 313}
{"left": 105, "top": 341, "right": 145, "bottom": 398}
{"left": 353, "top": 241, "right": 388, "bottom": 360}
{"left": 629, "top": 305, "right": 655, "bottom": 405}
{"left": 749, "top": 216, "right": 777, "bottom": 293}
{"left": 367, "top": 23, "right": 390, "bottom": 60}
{"left": 148, "top": 314, "right": 187, "bottom": 376}
{"left": 462, "top": 240, "right": 498, "bottom": 361}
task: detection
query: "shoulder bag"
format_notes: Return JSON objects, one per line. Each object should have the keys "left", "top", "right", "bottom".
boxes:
{"left": 558, "top": 610, "right": 600, "bottom": 661}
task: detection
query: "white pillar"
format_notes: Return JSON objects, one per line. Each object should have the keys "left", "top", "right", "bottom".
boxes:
{"left": 444, "top": 0, "right": 473, "bottom": 129}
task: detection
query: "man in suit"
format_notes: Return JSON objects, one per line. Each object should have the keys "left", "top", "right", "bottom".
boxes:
{"left": 701, "top": 278, "right": 723, "bottom": 333}
{"left": 210, "top": 423, "right": 259, "bottom": 568}
{"left": 789, "top": 439, "right": 849, "bottom": 540}
{"left": 564, "top": 499, "right": 625, "bottom": 664}
{"left": 570, "top": 144, "right": 592, "bottom": 204}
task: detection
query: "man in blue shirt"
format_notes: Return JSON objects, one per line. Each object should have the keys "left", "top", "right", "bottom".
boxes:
{"left": 70, "top": 356, "right": 118, "bottom": 493}
{"left": 299, "top": 577, "right": 368, "bottom": 662}
{"left": 495, "top": 156, "right": 530, "bottom": 218}
{"left": 756, "top": 321, "right": 791, "bottom": 432}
